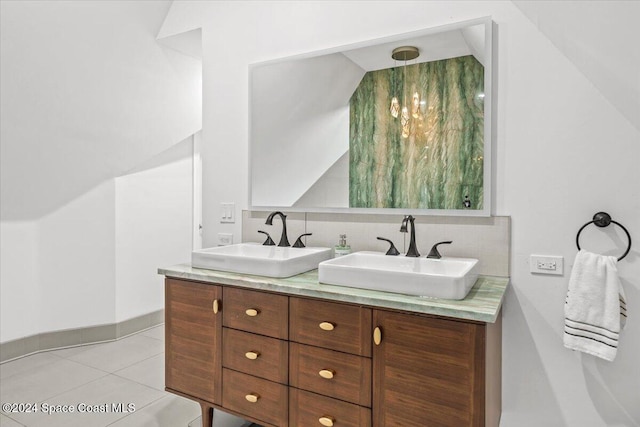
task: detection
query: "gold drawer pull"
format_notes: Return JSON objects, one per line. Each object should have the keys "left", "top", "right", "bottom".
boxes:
{"left": 374, "top": 326, "right": 382, "bottom": 345}
{"left": 245, "top": 308, "right": 259, "bottom": 317}
{"left": 245, "top": 393, "right": 259, "bottom": 403}
{"left": 319, "top": 369, "right": 334, "bottom": 379}
{"left": 319, "top": 416, "right": 335, "bottom": 426}
{"left": 319, "top": 321, "right": 335, "bottom": 331}
{"left": 245, "top": 351, "right": 260, "bottom": 360}
{"left": 212, "top": 299, "right": 220, "bottom": 314}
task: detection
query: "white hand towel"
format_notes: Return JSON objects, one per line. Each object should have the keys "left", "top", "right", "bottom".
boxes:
{"left": 564, "top": 250, "right": 627, "bottom": 361}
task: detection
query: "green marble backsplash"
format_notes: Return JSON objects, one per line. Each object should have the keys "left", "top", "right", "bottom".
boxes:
{"left": 349, "top": 55, "right": 484, "bottom": 209}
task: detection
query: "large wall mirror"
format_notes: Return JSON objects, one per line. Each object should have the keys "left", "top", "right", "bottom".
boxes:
{"left": 249, "top": 17, "right": 493, "bottom": 216}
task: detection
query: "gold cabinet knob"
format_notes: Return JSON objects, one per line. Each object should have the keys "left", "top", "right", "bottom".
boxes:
{"left": 245, "top": 308, "right": 259, "bottom": 317}
{"left": 319, "top": 416, "right": 335, "bottom": 426}
{"left": 245, "top": 393, "right": 259, "bottom": 403}
{"left": 245, "top": 351, "right": 260, "bottom": 360}
{"left": 318, "top": 369, "right": 334, "bottom": 379}
{"left": 212, "top": 299, "right": 220, "bottom": 314}
{"left": 319, "top": 321, "right": 335, "bottom": 331}
{"left": 374, "top": 326, "right": 382, "bottom": 345}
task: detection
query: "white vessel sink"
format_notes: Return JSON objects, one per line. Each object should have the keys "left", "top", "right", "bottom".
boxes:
{"left": 192, "top": 243, "right": 332, "bottom": 278}
{"left": 318, "top": 251, "right": 479, "bottom": 300}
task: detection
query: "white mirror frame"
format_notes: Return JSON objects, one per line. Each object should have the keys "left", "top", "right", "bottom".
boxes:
{"left": 248, "top": 16, "right": 494, "bottom": 217}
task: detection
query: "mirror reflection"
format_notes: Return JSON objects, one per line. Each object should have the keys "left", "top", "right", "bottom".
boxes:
{"left": 250, "top": 17, "right": 492, "bottom": 215}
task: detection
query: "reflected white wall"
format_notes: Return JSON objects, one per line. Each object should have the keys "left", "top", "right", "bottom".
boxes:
{"left": 251, "top": 53, "right": 364, "bottom": 207}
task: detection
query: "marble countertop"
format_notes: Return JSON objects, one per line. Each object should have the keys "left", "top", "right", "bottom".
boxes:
{"left": 158, "top": 264, "right": 509, "bottom": 323}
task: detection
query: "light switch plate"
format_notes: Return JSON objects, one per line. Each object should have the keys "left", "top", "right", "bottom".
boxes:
{"left": 220, "top": 202, "right": 235, "bottom": 223}
{"left": 530, "top": 255, "right": 564, "bottom": 275}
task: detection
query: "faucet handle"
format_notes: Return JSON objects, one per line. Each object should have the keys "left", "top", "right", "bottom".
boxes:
{"left": 258, "top": 230, "right": 275, "bottom": 246}
{"left": 377, "top": 237, "right": 400, "bottom": 256}
{"left": 293, "top": 233, "right": 312, "bottom": 248}
{"left": 427, "top": 241, "right": 452, "bottom": 259}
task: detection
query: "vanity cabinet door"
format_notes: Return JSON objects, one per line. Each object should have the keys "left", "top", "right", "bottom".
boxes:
{"left": 372, "top": 310, "right": 485, "bottom": 427}
{"left": 165, "top": 278, "right": 222, "bottom": 405}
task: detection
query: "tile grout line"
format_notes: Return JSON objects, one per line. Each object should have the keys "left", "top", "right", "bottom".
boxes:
{"left": 103, "top": 394, "right": 170, "bottom": 427}
{"left": 32, "top": 371, "right": 113, "bottom": 408}
{"left": 12, "top": 373, "right": 167, "bottom": 427}
{"left": 1, "top": 330, "right": 164, "bottom": 400}
{"left": 1, "top": 326, "right": 183, "bottom": 427}
{"left": 1, "top": 413, "right": 27, "bottom": 427}
{"left": 0, "top": 353, "right": 66, "bottom": 382}
{"left": 111, "top": 352, "right": 166, "bottom": 392}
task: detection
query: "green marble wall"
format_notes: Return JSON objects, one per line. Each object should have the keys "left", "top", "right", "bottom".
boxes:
{"left": 349, "top": 55, "right": 484, "bottom": 209}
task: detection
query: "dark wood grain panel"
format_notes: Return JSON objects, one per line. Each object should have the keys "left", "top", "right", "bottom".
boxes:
{"left": 372, "top": 310, "right": 485, "bottom": 427}
{"left": 223, "top": 328, "right": 288, "bottom": 384}
{"left": 289, "top": 342, "right": 371, "bottom": 407}
{"left": 290, "top": 388, "right": 371, "bottom": 427}
{"left": 165, "top": 279, "right": 222, "bottom": 405}
{"left": 223, "top": 287, "right": 288, "bottom": 339}
{"left": 290, "top": 297, "right": 371, "bottom": 356}
{"left": 222, "top": 368, "right": 288, "bottom": 427}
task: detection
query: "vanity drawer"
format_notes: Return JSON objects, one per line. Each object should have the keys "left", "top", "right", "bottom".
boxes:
{"left": 290, "top": 388, "right": 371, "bottom": 427}
{"left": 223, "top": 287, "right": 288, "bottom": 339}
{"left": 290, "top": 297, "right": 372, "bottom": 357}
{"left": 222, "top": 369, "right": 288, "bottom": 427}
{"left": 289, "top": 342, "right": 371, "bottom": 407}
{"left": 222, "top": 328, "right": 288, "bottom": 384}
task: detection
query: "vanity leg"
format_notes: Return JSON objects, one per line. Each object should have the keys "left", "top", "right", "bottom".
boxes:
{"left": 200, "top": 403, "right": 213, "bottom": 427}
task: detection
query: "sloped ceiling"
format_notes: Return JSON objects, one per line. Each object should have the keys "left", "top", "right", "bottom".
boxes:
{"left": 512, "top": 0, "right": 640, "bottom": 132}
{"left": 0, "top": 0, "right": 202, "bottom": 220}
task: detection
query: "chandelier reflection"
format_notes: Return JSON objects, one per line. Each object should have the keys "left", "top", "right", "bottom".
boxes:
{"left": 389, "top": 46, "right": 425, "bottom": 138}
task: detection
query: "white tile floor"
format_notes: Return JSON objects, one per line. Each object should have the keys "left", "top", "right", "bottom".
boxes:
{"left": 0, "top": 325, "right": 204, "bottom": 427}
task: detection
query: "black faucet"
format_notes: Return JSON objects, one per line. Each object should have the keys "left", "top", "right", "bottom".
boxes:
{"left": 293, "top": 233, "right": 312, "bottom": 248}
{"left": 265, "top": 211, "right": 290, "bottom": 247}
{"left": 400, "top": 215, "right": 420, "bottom": 257}
{"left": 377, "top": 237, "right": 400, "bottom": 256}
{"left": 427, "top": 241, "right": 452, "bottom": 259}
{"left": 258, "top": 230, "right": 275, "bottom": 246}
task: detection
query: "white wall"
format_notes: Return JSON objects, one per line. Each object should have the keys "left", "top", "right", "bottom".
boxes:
{"left": 0, "top": 1, "right": 201, "bottom": 343}
{"left": 0, "top": 222, "right": 39, "bottom": 342}
{"left": 38, "top": 181, "right": 117, "bottom": 333}
{"left": 0, "top": 0, "right": 202, "bottom": 221}
{"left": 159, "top": 1, "right": 638, "bottom": 425}
{"left": 115, "top": 138, "right": 193, "bottom": 322}
{"left": 512, "top": 0, "right": 640, "bottom": 132}
{"left": 0, "top": 144, "right": 194, "bottom": 343}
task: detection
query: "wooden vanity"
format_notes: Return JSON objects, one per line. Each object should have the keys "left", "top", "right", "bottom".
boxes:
{"left": 162, "top": 268, "right": 505, "bottom": 427}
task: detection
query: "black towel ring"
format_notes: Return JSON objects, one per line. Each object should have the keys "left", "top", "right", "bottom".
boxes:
{"left": 576, "top": 212, "right": 632, "bottom": 261}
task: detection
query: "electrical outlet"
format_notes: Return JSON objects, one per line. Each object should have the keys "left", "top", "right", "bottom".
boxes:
{"left": 218, "top": 233, "right": 233, "bottom": 246}
{"left": 530, "top": 255, "right": 564, "bottom": 275}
